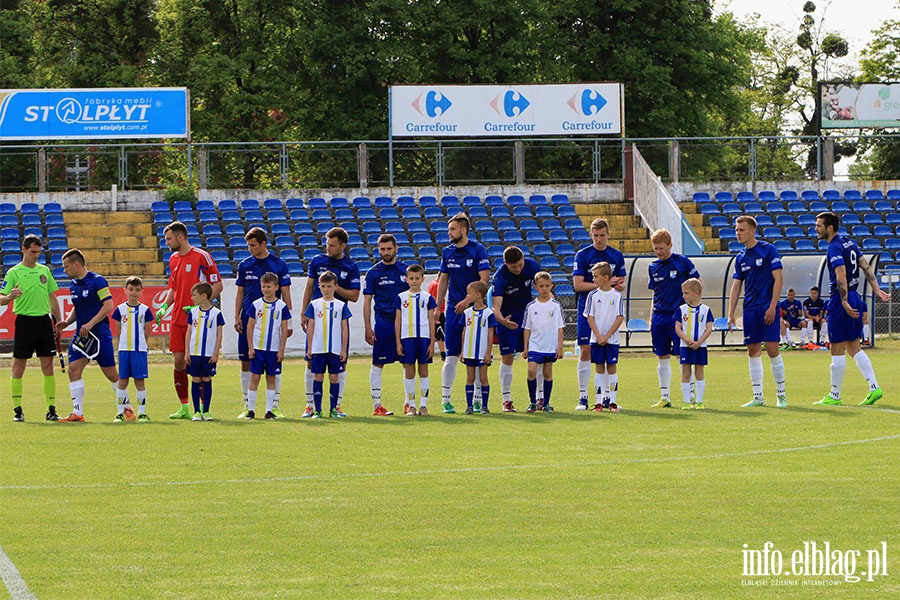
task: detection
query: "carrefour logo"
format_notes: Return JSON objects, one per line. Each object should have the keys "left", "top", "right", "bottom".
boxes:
{"left": 411, "top": 90, "right": 452, "bottom": 118}
{"left": 569, "top": 89, "right": 608, "bottom": 115}
{"left": 490, "top": 90, "right": 530, "bottom": 117}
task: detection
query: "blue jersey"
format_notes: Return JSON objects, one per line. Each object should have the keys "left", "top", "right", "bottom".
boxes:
{"left": 778, "top": 298, "right": 803, "bottom": 319}
{"left": 803, "top": 297, "right": 825, "bottom": 318}
{"left": 491, "top": 257, "right": 541, "bottom": 318}
{"left": 307, "top": 254, "right": 361, "bottom": 302}
{"left": 236, "top": 253, "right": 292, "bottom": 319}
{"left": 648, "top": 253, "right": 700, "bottom": 323}
{"left": 440, "top": 240, "right": 491, "bottom": 309}
{"left": 573, "top": 244, "right": 627, "bottom": 313}
{"left": 363, "top": 260, "right": 409, "bottom": 324}
{"left": 69, "top": 271, "right": 113, "bottom": 337}
{"left": 826, "top": 235, "right": 862, "bottom": 296}
{"left": 733, "top": 241, "right": 783, "bottom": 311}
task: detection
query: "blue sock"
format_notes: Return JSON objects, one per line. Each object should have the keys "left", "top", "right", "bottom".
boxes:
{"left": 481, "top": 385, "right": 490, "bottom": 410}
{"left": 329, "top": 382, "right": 340, "bottom": 410}
{"left": 203, "top": 380, "right": 212, "bottom": 412}
{"left": 313, "top": 380, "right": 323, "bottom": 412}
{"left": 191, "top": 382, "right": 201, "bottom": 413}
{"left": 543, "top": 380, "right": 553, "bottom": 405}
{"left": 527, "top": 378, "right": 537, "bottom": 403}
{"left": 465, "top": 385, "right": 474, "bottom": 408}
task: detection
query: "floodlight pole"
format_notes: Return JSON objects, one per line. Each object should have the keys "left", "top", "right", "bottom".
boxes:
{"left": 388, "top": 86, "right": 394, "bottom": 188}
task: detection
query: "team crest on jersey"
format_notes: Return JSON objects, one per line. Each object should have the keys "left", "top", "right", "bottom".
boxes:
{"left": 82, "top": 290, "right": 89, "bottom": 297}
{"left": 755, "top": 258, "right": 763, "bottom": 266}
{"left": 257, "top": 309, "right": 264, "bottom": 318}
{"left": 39, "top": 274, "right": 47, "bottom": 284}
{"left": 185, "top": 264, "right": 192, "bottom": 272}
{"left": 466, "top": 317, "right": 473, "bottom": 326}
{"left": 341, "top": 271, "right": 347, "bottom": 279}
{"left": 317, "top": 310, "right": 324, "bottom": 318}
{"left": 670, "top": 270, "right": 677, "bottom": 278}
{"left": 466, "top": 259, "right": 473, "bottom": 267}
{"left": 402, "top": 299, "right": 410, "bottom": 309}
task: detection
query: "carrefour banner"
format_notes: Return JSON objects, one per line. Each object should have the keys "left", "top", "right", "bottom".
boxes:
{"left": 820, "top": 82, "right": 900, "bottom": 129}
{"left": 0, "top": 88, "right": 190, "bottom": 140}
{"left": 390, "top": 83, "right": 623, "bottom": 137}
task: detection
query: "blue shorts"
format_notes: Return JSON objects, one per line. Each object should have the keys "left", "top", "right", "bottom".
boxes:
{"left": 527, "top": 351, "right": 557, "bottom": 364}
{"left": 309, "top": 353, "right": 344, "bottom": 375}
{"left": 68, "top": 332, "right": 116, "bottom": 368}
{"left": 590, "top": 343, "right": 619, "bottom": 365}
{"left": 742, "top": 308, "right": 781, "bottom": 345}
{"left": 679, "top": 346, "right": 708, "bottom": 366}
{"left": 577, "top": 314, "right": 592, "bottom": 346}
{"left": 461, "top": 357, "right": 488, "bottom": 368}
{"left": 784, "top": 316, "right": 804, "bottom": 328}
{"left": 118, "top": 350, "right": 149, "bottom": 380}
{"left": 400, "top": 337, "right": 432, "bottom": 365}
{"left": 238, "top": 315, "right": 251, "bottom": 362}
{"left": 250, "top": 349, "right": 282, "bottom": 376}
{"left": 497, "top": 315, "right": 525, "bottom": 355}
{"left": 651, "top": 318, "right": 680, "bottom": 357}
{"left": 826, "top": 293, "right": 863, "bottom": 344}
{"left": 372, "top": 321, "right": 398, "bottom": 365}
{"left": 186, "top": 355, "right": 217, "bottom": 378}
{"left": 445, "top": 310, "right": 466, "bottom": 357}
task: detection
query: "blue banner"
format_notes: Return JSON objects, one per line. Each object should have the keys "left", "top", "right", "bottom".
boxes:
{"left": 0, "top": 88, "right": 189, "bottom": 140}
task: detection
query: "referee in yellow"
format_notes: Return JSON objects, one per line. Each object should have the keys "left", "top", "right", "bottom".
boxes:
{"left": 0, "top": 234, "right": 63, "bottom": 422}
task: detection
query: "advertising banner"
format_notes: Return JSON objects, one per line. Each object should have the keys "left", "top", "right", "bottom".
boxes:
{"left": 0, "top": 88, "right": 190, "bottom": 140}
{"left": 390, "top": 83, "right": 623, "bottom": 137}
{"left": 820, "top": 82, "right": 900, "bottom": 129}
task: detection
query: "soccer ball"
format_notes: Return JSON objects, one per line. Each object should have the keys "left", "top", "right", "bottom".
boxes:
{"left": 123, "top": 406, "right": 136, "bottom": 422}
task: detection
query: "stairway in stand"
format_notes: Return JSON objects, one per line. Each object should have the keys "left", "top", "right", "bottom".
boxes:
{"left": 575, "top": 202, "right": 649, "bottom": 254}
{"left": 63, "top": 212, "right": 163, "bottom": 280}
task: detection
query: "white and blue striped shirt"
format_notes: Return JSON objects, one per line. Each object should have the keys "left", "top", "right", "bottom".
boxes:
{"left": 677, "top": 303, "right": 714, "bottom": 347}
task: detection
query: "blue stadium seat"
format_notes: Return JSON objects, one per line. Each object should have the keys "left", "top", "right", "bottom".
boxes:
{"left": 550, "top": 194, "right": 570, "bottom": 205}
{"left": 762, "top": 227, "right": 782, "bottom": 239}
{"left": 418, "top": 246, "right": 439, "bottom": 259}
{"left": 407, "top": 221, "right": 427, "bottom": 233}
{"left": 774, "top": 240, "right": 793, "bottom": 253}
{"left": 397, "top": 246, "right": 416, "bottom": 260}
{"left": 150, "top": 201, "right": 170, "bottom": 214}
{"left": 556, "top": 243, "right": 575, "bottom": 256}
{"left": 286, "top": 198, "right": 305, "bottom": 210}
{"left": 886, "top": 189, "right": 900, "bottom": 200}
{"left": 227, "top": 236, "right": 245, "bottom": 247}
{"left": 572, "top": 230, "right": 591, "bottom": 242}
{"left": 47, "top": 227, "right": 66, "bottom": 239}
{"left": 216, "top": 263, "right": 233, "bottom": 278}
{"left": 532, "top": 244, "right": 552, "bottom": 257}
{"left": 564, "top": 218, "right": 584, "bottom": 230}
{"left": 786, "top": 201, "right": 806, "bottom": 213}
{"left": 885, "top": 238, "right": 900, "bottom": 250}
{"left": 347, "top": 234, "right": 363, "bottom": 246}
{"left": 48, "top": 240, "right": 67, "bottom": 252}
{"left": 356, "top": 260, "right": 373, "bottom": 273}
{"left": 0, "top": 215, "right": 17, "bottom": 227}
{"left": 294, "top": 223, "right": 314, "bottom": 235}
{"left": 831, "top": 201, "right": 850, "bottom": 212}
{"left": 809, "top": 201, "right": 827, "bottom": 212}
{"left": 307, "top": 197, "right": 327, "bottom": 209}
{"left": 419, "top": 196, "right": 438, "bottom": 207}
{"left": 865, "top": 190, "right": 884, "bottom": 201}
{"left": 233, "top": 250, "right": 251, "bottom": 262}
{"left": 3, "top": 254, "right": 20, "bottom": 267}
{"left": 481, "top": 231, "right": 501, "bottom": 244}
{"left": 728, "top": 241, "right": 743, "bottom": 252}
{"left": 513, "top": 206, "right": 533, "bottom": 218}
{"left": 289, "top": 208, "right": 310, "bottom": 221}
{"left": 779, "top": 190, "right": 798, "bottom": 201}
{"left": 719, "top": 228, "right": 736, "bottom": 240}
{"left": 736, "top": 191, "right": 755, "bottom": 203}
{"left": 210, "top": 250, "right": 230, "bottom": 264}
{"left": 775, "top": 215, "right": 795, "bottom": 226}
{"left": 330, "top": 197, "right": 349, "bottom": 209}
{"left": 525, "top": 230, "right": 546, "bottom": 242}
{"left": 219, "top": 210, "right": 240, "bottom": 222}
{"left": 721, "top": 202, "right": 741, "bottom": 214}
{"left": 535, "top": 205, "right": 555, "bottom": 218}
{"left": 298, "top": 235, "right": 318, "bottom": 248}
{"left": 709, "top": 215, "right": 729, "bottom": 228}
{"left": 743, "top": 202, "right": 763, "bottom": 214}
{"left": 474, "top": 219, "right": 492, "bottom": 232}
{"left": 310, "top": 209, "right": 330, "bottom": 221}
{"left": 412, "top": 232, "right": 432, "bottom": 245}
{"left": 263, "top": 198, "right": 282, "bottom": 211}
{"left": 874, "top": 200, "right": 894, "bottom": 212}
{"left": 529, "top": 194, "right": 548, "bottom": 205}
{"left": 393, "top": 233, "right": 409, "bottom": 245}
{"left": 274, "top": 236, "right": 295, "bottom": 248}
{"left": 334, "top": 208, "right": 354, "bottom": 221}
{"left": 22, "top": 214, "right": 41, "bottom": 227}
{"left": 172, "top": 200, "right": 193, "bottom": 213}
{"left": 852, "top": 225, "right": 871, "bottom": 237}
{"left": 206, "top": 236, "right": 226, "bottom": 249}
{"left": 153, "top": 212, "right": 174, "bottom": 224}
{"left": 862, "top": 238, "right": 882, "bottom": 251}
{"left": 795, "top": 239, "right": 815, "bottom": 252}
{"left": 195, "top": 200, "right": 215, "bottom": 212}
{"left": 352, "top": 197, "right": 371, "bottom": 209}
{"left": 757, "top": 191, "right": 776, "bottom": 202}
{"left": 843, "top": 190, "right": 862, "bottom": 201}
{"left": 279, "top": 249, "right": 300, "bottom": 262}
{"left": 801, "top": 190, "right": 819, "bottom": 201}
{"left": 556, "top": 205, "right": 578, "bottom": 218}
{"left": 489, "top": 206, "right": 510, "bottom": 219}
{"left": 176, "top": 211, "right": 196, "bottom": 223}
{"left": 700, "top": 204, "right": 720, "bottom": 215}
{"left": 887, "top": 213, "right": 900, "bottom": 225}
{"left": 379, "top": 208, "right": 400, "bottom": 220}
{"left": 352, "top": 208, "right": 373, "bottom": 221}
{"left": 402, "top": 207, "right": 423, "bottom": 220}
{"left": 821, "top": 190, "right": 840, "bottom": 201}
{"left": 197, "top": 211, "right": 218, "bottom": 223}
{"left": 468, "top": 206, "right": 489, "bottom": 219}
{"left": 1, "top": 240, "right": 19, "bottom": 252}
{"left": 692, "top": 192, "right": 711, "bottom": 203}
{"left": 502, "top": 230, "right": 523, "bottom": 243}
{"left": 316, "top": 222, "right": 335, "bottom": 234}
{"left": 765, "top": 202, "right": 786, "bottom": 213}
{"left": 429, "top": 221, "right": 446, "bottom": 233}
{"left": 267, "top": 209, "right": 287, "bottom": 222}
{"left": 303, "top": 248, "right": 322, "bottom": 260}
{"left": 864, "top": 213, "right": 884, "bottom": 225}
{"left": 424, "top": 207, "right": 444, "bottom": 219}
{"left": 441, "top": 195, "right": 460, "bottom": 208}
{"left": 784, "top": 226, "right": 804, "bottom": 238}
{"left": 497, "top": 219, "right": 516, "bottom": 231}
{"left": 841, "top": 213, "right": 861, "bottom": 225}
{"left": 540, "top": 256, "right": 561, "bottom": 269}
{"left": 349, "top": 247, "right": 369, "bottom": 261}
{"left": 243, "top": 210, "right": 263, "bottom": 223}
{"left": 435, "top": 233, "right": 450, "bottom": 245}
{"left": 874, "top": 225, "right": 893, "bottom": 237}
{"left": 797, "top": 214, "right": 816, "bottom": 226}
{"left": 520, "top": 219, "right": 539, "bottom": 231}
{"left": 41, "top": 202, "right": 62, "bottom": 215}
{"left": 385, "top": 221, "right": 404, "bottom": 234}
{"left": 223, "top": 223, "right": 242, "bottom": 237}
{"left": 507, "top": 195, "right": 526, "bottom": 207}
{"left": 369, "top": 197, "right": 390, "bottom": 209}
{"left": 484, "top": 195, "right": 504, "bottom": 207}
{"left": 287, "top": 262, "right": 305, "bottom": 277}
{"left": 851, "top": 201, "right": 872, "bottom": 212}
{"left": 755, "top": 215, "right": 774, "bottom": 227}
{"left": 424, "top": 259, "right": 442, "bottom": 272}
{"left": 548, "top": 230, "right": 569, "bottom": 242}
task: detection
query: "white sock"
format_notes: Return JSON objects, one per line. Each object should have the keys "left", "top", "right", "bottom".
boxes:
{"left": 248, "top": 390, "right": 257, "bottom": 412}
{"left": 800, "top": 327, "right": 807, "bottom": 344}
{"left": 273, "top": 374, "right": 281, "bottom": 408}
{"left": 785, "top": 330, "right": 792, "bottom": 344}
{"left": 305, "top": 367, "right": 314, "bottom": 406}
{"left": 474, "top": 380, "right": 482, "bottom": 404}
{"left": 749, "top": 356, "right": 764, "bottom": 400}
{"left": 419, "top": 376, "right": 430, "bottom": 407}
{"left": 863, "top": 324, "right": 870, "bottom": 343}
{"left": 806, "top": 322, "right": 814, "bottom": 342}
{"left": 536, "top": 370, "right": 545, "bottom": 403}
{"left": 577, "top": 359, "right": 591, "bottom": 401}
{"left": 442, "top": 356, "right": 459, "bottom": 403}
{"left": 240, "top": 371, "right": 251, "bottom": 408}
{"left": 681, "top": 382, "right": 692, "bottom": 405}
{"left": 404, "top": 377, "right": 416, "bottom": 405}
{"left": 594, "top": 372, "right": 604, "bottom": 404}
{"left": 116, "top": 387, "right": 127, "bottom": 414}
{"left": 821, "top": 321, "right": 828, "bottom": 341}
{"left": 657, "top": 358, "right": 671, "bottom": 401}
{"left": 370, "top": 365, "right": 383, "bottom": 406}
{"left": 136, "top": 389, "right": 147, "bottom": 414}
{"left": 696, "top": 379, "right": 706, "bottom": 404}
{"left": 830, "top": 355, "right": 847, "bottom": 399}
{"left": 770, "top": 355, "right": 786, "bottom": 395}
{"left": 338, "top": 370, "right": 347, "bottom": 406}
{"left": 266, "top": 389, "right": 276, "bottom": 413}
{"left": 70, "top": 380, "right": 85, "bottom": 415}
{"left": 608, "top": 373, "right": 618, "bottom": 405}
{"left": 499, "top": 363, "right": 513, "bottom": 402}
{"left": 853, "top": 351, "right": 879, "bottom": 391}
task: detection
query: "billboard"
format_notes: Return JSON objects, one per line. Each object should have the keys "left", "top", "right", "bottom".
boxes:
{"left": 0, "top": 88, "right": 190, "bottom": 140}
{"left": 390, "top": 83, "right": 623, "bottom": 137}
{"left": 820, "top": 82, "right": 900, "bottom": 129}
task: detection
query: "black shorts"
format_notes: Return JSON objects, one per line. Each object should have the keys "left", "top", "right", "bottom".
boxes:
{"left": 435, "top": 312, "right": 446, "bottom": 342}
{"left": 13, "top": 314, "right": 56, "bottom": 359}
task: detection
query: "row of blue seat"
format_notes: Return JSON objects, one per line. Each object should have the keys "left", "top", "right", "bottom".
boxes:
{"left": 153, "top": 194, "right": 572, "bottom": 215}
{"left": 699, "top": 200, "right": 897, "bottom": 215}
{"left": 1, "top": 227, "right": 67, "bottom": 240}
{"left": 694, "top": 189, "right": 899, "bottom": 203}
{"left": 709, "top": 214, "right": 900, "bottom": 229}
{"left": 726, "top": 239, "right": 900, "bottom": 255}
{"left": 1, "top": 239, "right": 68, "bottom": 253}
{"left": 0, "top": 202, "right": 63, "bottom": 215}
{"left": 0, "top": 214, "right": 65, "bottom": 227}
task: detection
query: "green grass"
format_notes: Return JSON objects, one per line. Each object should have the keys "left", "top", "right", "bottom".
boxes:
{"left": 1, "top": 348, "right": 899, "bottom": 599}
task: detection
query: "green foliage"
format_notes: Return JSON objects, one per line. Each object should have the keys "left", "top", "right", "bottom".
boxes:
{"left": 163, "top": 184, "right": 196, "bottom": 205}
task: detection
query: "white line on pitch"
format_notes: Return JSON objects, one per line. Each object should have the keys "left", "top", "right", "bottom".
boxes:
{"left": 0, "top": 546, "right": 37, "bottom": 600}
{"left": 2, "top": 433, "right": 898, "bottom": 492}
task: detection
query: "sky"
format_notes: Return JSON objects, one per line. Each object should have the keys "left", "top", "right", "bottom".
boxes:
{"left": 716, "top": 0, "right": 899, "bottom": 62}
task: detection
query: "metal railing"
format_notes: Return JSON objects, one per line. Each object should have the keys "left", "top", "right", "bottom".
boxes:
{"left": 2, "top": 134, "right": 898, "bottom": 192}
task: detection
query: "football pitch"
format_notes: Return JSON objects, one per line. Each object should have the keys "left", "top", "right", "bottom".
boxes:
{"left": 1, "top": 347, "right": 898, "bottom": 599}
